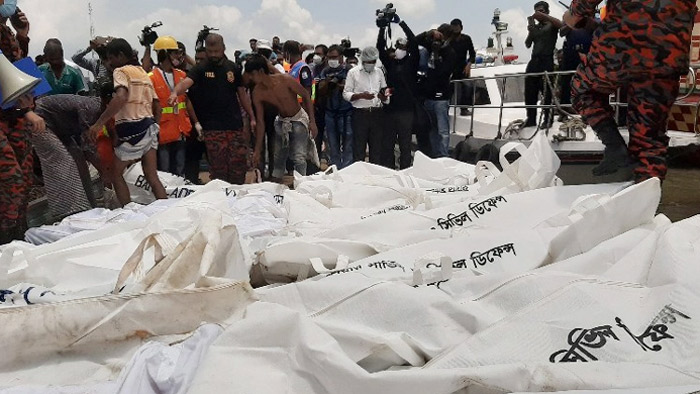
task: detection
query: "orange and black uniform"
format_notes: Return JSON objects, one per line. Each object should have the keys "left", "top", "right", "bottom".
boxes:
{"left": 571, "top": 0, "right": 698, "bottom": 181}
{"left": 0, "top": 23, "right": 31, "bottom": 243}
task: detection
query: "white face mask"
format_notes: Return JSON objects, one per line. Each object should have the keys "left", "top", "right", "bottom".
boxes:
{"left": 363, "top": 63, "right": 376, "bottom": 73}
{"left": 313, "top": 54, "right": 323, "bottom": 65}
{"left": 328, "top": 59, "right": 341, "bottom": 69}
{"left": 394, "top": 49, "right": 407, "bottom": 60}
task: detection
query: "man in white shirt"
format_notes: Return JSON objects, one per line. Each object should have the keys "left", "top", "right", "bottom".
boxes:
{"left": 343, "top": 47, "right": 390, "bottom": 164}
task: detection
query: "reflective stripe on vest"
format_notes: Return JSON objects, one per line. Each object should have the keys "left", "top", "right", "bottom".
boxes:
{"left": 289, "top": 60, "right": 316, "bottom": 104}
{"left": 149, "top": 67, "right": 192, "bottom": 144}
{"left": 161, "top": 102, "right": 187, "bottom": 114}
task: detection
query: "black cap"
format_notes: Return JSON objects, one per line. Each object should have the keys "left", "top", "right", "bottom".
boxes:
{"left": 450, "top": 18, "right": 462, "bottom": 27}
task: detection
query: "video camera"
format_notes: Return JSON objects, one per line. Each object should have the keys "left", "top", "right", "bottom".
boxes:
{"left": 138, "top": 21, "right": 163, "bottom": 47}
{"left": 340, "top": 37, "right": 359, "bottom": 58}
{"left": 376, "top": 3, "right": 396, "bottom": 28}
{"left": 196, "top": 25, "right": 220, "bottom": 51}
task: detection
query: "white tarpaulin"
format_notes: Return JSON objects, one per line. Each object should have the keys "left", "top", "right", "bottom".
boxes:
{"left": 2, "top": 137, "right": 700, "bottom": 393}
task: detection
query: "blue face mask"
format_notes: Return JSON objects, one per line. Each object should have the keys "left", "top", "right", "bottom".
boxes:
{"left": 0, "top": 0, "right": 17, "bottom": 18}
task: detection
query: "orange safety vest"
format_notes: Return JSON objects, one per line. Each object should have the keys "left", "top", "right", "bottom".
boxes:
{"left": 149, "top": 67, "right": 192, "bottom": 145}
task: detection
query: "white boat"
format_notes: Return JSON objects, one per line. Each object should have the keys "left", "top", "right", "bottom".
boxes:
{"left": 448, "top": 8, "right": 700, "bottom": 182}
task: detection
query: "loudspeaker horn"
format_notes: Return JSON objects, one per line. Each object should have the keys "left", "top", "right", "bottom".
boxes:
{"left": 0, "top": 50, "right": 40, "bottom": 107}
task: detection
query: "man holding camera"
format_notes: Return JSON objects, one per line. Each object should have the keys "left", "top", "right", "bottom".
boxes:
{"left": 343, "top": 47, "right": 390, "bottom": 164}
{"left": 416, "top": 24, "right": 457, "bottom": 158}
{"left": 377, "top": 10, "right": 419, "bottom": 169}
{"left": 524, "top": 1, "right": 558, "bottom": 128}
{"left": 317, "top": 45, "right": 353, "bottom": 169}
{"left": 566, "top": 0, "right": 697, "bottom": 182}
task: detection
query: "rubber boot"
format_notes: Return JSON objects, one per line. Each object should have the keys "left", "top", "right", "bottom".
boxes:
{"left": 0, "top": 219, "right": 22, "bottom": 245}
{"left": 592, "top": 120, "right": 630, "bottom": 176}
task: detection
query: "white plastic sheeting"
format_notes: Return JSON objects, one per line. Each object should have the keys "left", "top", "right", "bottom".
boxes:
{"left": 2, "top": 136, "right": 700, "bottom": 393}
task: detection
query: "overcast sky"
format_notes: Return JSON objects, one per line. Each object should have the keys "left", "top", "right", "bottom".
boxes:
{"left": 19, "top": 0, "right": 568, "bottom": 63}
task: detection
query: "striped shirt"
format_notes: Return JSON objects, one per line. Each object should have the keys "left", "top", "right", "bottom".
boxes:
{"left": 112, "top": 65, "right": 157, "bottom": 125}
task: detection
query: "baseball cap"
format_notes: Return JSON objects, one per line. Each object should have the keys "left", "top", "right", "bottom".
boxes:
{"left": 256, "top": 39, "right": 272, "bottom": 51}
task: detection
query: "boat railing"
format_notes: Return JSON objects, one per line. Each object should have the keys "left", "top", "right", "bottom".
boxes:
{"left": 451, "top": 66, "right": 700, "bottom": 137}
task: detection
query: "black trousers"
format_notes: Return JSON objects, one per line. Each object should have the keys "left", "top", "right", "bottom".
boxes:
{"left": 413, "top": 99, "right": 433, "bottom": 157}
{"left": 382, "top": 109, "right": 414, "bottom": 169}
{"left": 314, "top": 106, "right": 325, "bottom": 158}
{"left": 525, "top": 56, "right": 554, "bottom": 124}
{"left": 452, "top": 72, "right": 475, "bottom": 108}
{"left": 184, "top": 133, "right": 206, "bottom": 185}
{"left": 353, "top": 108, "right": 384, "bottom": 164}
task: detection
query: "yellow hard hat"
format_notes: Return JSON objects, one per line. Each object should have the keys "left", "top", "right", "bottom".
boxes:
{"left": 154, "top": 36, "right": 178, "bottom": 51}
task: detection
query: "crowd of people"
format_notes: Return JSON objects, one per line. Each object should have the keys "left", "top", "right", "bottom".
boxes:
{"left": 0, "top": 3, "right": 480, "bottom": 243}
{"left": 0, "top": 0, "right": 696, "bottom": 244}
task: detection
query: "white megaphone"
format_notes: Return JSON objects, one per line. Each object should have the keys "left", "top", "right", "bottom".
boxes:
{"left": 0, "top": 50, "right": 40, "bottom": 107}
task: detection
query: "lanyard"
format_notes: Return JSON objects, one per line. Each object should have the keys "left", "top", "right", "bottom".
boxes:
{"left": 157, "top": 67, "right": 175, "bottom": 92}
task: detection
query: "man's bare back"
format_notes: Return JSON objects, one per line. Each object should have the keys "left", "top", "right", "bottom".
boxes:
{"left": 254, "top": 73, "right": 302, "bottom": 118}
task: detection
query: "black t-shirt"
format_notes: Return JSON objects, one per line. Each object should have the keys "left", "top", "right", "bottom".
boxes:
{"left": 450, "top": 34, "right": 476, "bottom": 79}
{"left": 420, "top": 46, "right": 457, "bottom": 101}
{"left": 187, "top": 59, "right": 243, "bottom": 131}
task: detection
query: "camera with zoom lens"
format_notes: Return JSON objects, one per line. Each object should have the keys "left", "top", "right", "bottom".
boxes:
{"left": 138, "top": 21, "right": 163, "bottom": 47}
{"left": 196, "top": 25, "right": 220, "bottom": 50}
{"left": 375, "top": 3, "right": 396, "bottom": 28}
{"left": 340, "top": 37, "right": 359, "bottom": 58}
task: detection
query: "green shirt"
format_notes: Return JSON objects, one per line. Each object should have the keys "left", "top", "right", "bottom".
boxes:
{"left": 39, "top": 63, "right": 86, "bottom": 95}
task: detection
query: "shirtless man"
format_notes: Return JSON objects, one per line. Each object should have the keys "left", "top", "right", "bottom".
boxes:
{"left": 244, "top": 54, "right": 317, "bottom": 179}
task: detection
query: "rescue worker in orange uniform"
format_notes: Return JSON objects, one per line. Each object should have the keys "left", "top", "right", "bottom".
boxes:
{"left": 0, "top": 5, "right": 46, "bottom": 244}
{"left": 567, "top": 0, "right": 698, "bottom": 182}
{"left": 149, "top": 36, "right": 199, "bottom": 176}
